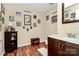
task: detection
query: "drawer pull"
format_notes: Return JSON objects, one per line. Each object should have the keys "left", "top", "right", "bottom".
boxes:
{"left": 11, "top": 37, "right": 15, "bottom": 40}
{"left": 11, "top": 43, "right": 14, "bottom": 45}
{"left": 12, "top": 33, "right": 16, "bottom": 36}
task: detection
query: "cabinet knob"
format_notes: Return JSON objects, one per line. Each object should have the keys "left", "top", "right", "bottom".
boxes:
{"left": 11, "top": 43, "right": 14, "bottom": 45}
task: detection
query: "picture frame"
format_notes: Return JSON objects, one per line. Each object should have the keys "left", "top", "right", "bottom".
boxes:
{"left": 1, "top": 3, "right": 5, "bottom": 14}
{"left": 16, "top": 21, "right": 21, "bottom": 27}
{"left": 33, "top": 23, "right": 37, "bottom": 27}
{"left": 30, "top": 26, "right": 32, "bottom": 29}
{"left": 2, "top": 17, "right": 4, "bottom": 24}
{"left": 24, "top": 15, "right": 31, "bottom": 26}
{"left": 37, "top": 19, "right": 41, "bottom": 24}
{"left": 0, "top": 23, "right": 2, "bottom": 31}
{"left": 9, "top": 16, "right": 14, "bottom": 22}
{"left": 51, "top": 15, "right": 57, "bottom": 24}
{"left": 16, "top": 12, "right": 21, "bottom": 16}
{"left": 71, "top": 12, "right": 75, "bottom": 19}
{"left": 27, "top": 28, "right": 29, "bottom": 31}
{"left": 0, "top": 12, "right": 2, "bottom": 21}
{"left": 46, "top": 15, "right": 49, "bottom": 21}
{"left": 64, "top": 12, "right": 70, "bottom": 21}
{"left": 33, "top": 15, "right": 37, "bottom": 19}
{"left": 23, "top": 26, "right": 25, "bottom": 29}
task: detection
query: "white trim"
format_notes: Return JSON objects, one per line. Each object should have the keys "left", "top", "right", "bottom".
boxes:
{"left": 18, "top": 41, "right": 46, "bottom": 48}
{"left": 18, "top": 43, "right": 30, "bottom": 47}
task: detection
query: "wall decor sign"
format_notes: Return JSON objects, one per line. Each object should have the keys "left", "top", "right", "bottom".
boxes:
{"left": 24, "top": 15, "right": 31, "bottom": 26}
{"left": 33, "top": 23, "right": 37, "bottom": 27}
{"left": 16, "top": 21, "right": 21, "bottom": 27}
{"left": 1, "top": 3, "right": 5, "bottom": 14}
{"left": 46, "top": 15, "right": 49, "bottom": 21}
{"left": 9, "top": 16, "right": 14, "bottom": 21}
{"left": 37, "top": 19, "right": 41, "bottom": 24}
{"left": 16, "top": 12, "right": 21, "bottom": 16}
{"left": 33, "top": 15, "right": 37, "bottom": 19}
{"left": 51, "top": 15, "right": 57, "bottom": 24}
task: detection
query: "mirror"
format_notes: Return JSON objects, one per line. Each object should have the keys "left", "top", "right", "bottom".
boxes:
{"left": 62, "top": 3, "right": 79, "bottom": 24}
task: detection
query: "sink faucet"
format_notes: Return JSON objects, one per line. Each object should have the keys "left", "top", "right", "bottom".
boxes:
{"left": 67, "top": 33, "right": 78, "bottom": 38}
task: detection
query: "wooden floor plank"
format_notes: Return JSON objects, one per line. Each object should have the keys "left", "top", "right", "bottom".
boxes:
{"left": 4, "top": 42, "right": 47, "bottom": 56}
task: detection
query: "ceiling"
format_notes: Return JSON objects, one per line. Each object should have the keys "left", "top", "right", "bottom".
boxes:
{"left": 23, "top": 3, "right": 57, "bottom": 12}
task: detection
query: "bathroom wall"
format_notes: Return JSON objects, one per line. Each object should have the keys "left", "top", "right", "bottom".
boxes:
{"left": 44, "top": 5, "right": 57, "bottom": 37}
{"left": 4, "top": 3, "right": 46, "bottom": 47}
{"left": 0, "top": 4, "right": 5, "bottom": 55}
{"left": 57, "top": 3, "right": 79, "bottom": 39}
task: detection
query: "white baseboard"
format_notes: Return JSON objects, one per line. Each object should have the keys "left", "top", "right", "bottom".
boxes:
{"left": 18, "top": 43, "right": 30, "bottom": 47}
{"left": 18, "top": 41, "right": 45, "bottom": 48}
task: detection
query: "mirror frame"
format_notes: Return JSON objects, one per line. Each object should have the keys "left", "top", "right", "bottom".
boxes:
{"left": 62, "top": 3, "right": 79, "bottom": 24}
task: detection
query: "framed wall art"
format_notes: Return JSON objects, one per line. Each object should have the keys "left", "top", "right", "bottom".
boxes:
{"left": 37, "top": 19, "right": 41, "bottom": 24}
{"left": 71, "top": 12, "right": 75, "bottom": 19}
{"left": 16, "top": 21, "right": 21, "bottom": 27}
{"left": 1, "top": 3, "right": 5, "bottom": 14}
{"left": 16, "top": 12, "right": 21, "bottom": 16}
{"left": 33, "top": 15, "right": 37, "bottom": 19}
{"left": 23, "top": 26, "right": 25, "bottom": 29}
{"left": 0, "top": 12, "right": 2, "bottom": 21}
{"left": 33, "top": 23, "right": 37, "bottom": 27}
{"left": 9, "top": 16, "right": 14, "bottom": 22}
{"left": 2, "top": 17, "right": 4, "bottom": 24}
{"left": 46, "top": 15, "right": 49, "bottom": 21}
{"left": 27, "top": 28, "right": 29, "bottom": 31}
{"left": 0, "top": 23, "right": 2, "bottom": 31}
{"left": 51, "top": 15, "right": 57, "bottom": 24}
{"left": 30, "top": 26, "right": 32, "bottom": 29}
{"left": 24, "top": 15, "right": 31, "bottom": 26}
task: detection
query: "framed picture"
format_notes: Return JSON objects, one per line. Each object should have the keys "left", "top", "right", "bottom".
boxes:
{"left": 37, "top": 19, "right": 41, "bottom": 24}
{"left": 9, "top": 16, "right": 14, "bottom": 21}
{"left": 1, "top": 3, "right": 5, "bottom": 14}
{"left": 0, "top": 12, "right": 2, "bottom": 21}
{"left": 33, "top": 23, "right": 37, "bottom": 27}
{"left": 27, "top": 28, "right": 29, "bottom": 31}
{"left": 16, "top": 12, "right": 21, "bottom": 16}
{"left": 0, "top": 23, "right": 2, "bottom": 31}
{"left": 33, "top": 15, "right": 37, "bottom": 19}
{"left": 24, "top": 15, "right": 31, "bottom": 26}
{"left": 51, "top": 15, "right": 57, "bottom": 24}
{"left": 64, "top": 12, "right": 70, "bottom": 21}
{"left": 23, "top": 26, "right": 25, "bottom": 29}
{"left": 16, "top": 21, "right": 21, "bottom": 27}
{"left": 2, "top": 17, "right": 4, "bottom": 24}
{"left": 71, "top": 12, "right": 75, "bottom": 19}
{"left": 30, "top": 26, "right": 32, "bottom": 29}
{"left": 46, "top": 15, "right": 49, "bottom": 21}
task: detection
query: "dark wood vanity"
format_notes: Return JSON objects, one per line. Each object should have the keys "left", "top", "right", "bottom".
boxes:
{"left": 48, "top": 37, "right": 79, "bottom": 56}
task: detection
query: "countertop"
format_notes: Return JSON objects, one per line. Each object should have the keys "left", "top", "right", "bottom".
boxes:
{"left": 48, "top": 34, "right": 79, "bottom": 45}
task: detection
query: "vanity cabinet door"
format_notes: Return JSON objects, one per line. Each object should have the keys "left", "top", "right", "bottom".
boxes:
{"left": 65, "top": 42, "right": 79, "bottom": 56}
{"left": 48, "top": 37, "right": 62, "bottom": 56}
{"left": 48, "top": 37, "right": 69, "bottom": 56}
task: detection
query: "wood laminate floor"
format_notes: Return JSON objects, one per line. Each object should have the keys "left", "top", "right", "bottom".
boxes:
{"left": 4, "top": 42, "right": 47, "bottom": 56}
